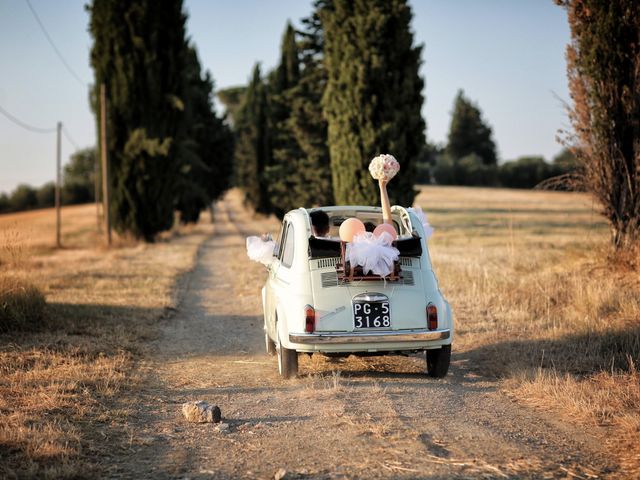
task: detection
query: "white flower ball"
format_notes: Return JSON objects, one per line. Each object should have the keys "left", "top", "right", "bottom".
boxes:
{"left": 369, "top": 154, "right": 400, "bottom": 182}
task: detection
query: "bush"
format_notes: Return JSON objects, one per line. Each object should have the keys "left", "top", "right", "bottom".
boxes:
{"left": 457, "top": 154, "right": 498, "bottom": 186}
{"left": 433, "top": 153, "right": 498, "bottom": 186}
{"left": 62, "top": 182, "right": 94, "bottom": 205}
{"left": 0, "top": 276, "right": 46, "bottom": 332}
{"left": 0, "top": 193, "right": 10, "bottom": 213}
{"left": 9, "top": 184, "right": 38, "bottom": 211}
{"left": 498, "top": 156, "right": 553, "bottom": 189}
{"left": 36, "top": 182, "right": 56, "bottom": 208}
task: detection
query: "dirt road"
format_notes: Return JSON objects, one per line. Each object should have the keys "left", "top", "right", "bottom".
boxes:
{"left": 104, "top": 195, "right": 616, "bottom": 479}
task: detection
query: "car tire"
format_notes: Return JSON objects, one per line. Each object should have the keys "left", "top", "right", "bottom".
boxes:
{"left": 426, "top": 345, "right": 451, "bottom": 378}
{"left": 277, "top": 338, "right": 298, "bottom": 379}
{"left": 265, "top": 331, "right": 276, "bottom": 356}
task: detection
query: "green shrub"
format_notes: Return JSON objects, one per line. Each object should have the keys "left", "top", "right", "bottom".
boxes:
{"left": 498, "top": 156, "right": 553, "bottom": 189}
{"left": 433, "top": 153, "right": 498, "bottom": 186}
{"left": 0, "top": 276, "right": 46, "bottom": 332}
{"left": 9, "top": 184, "right": 38, "bottom": 211}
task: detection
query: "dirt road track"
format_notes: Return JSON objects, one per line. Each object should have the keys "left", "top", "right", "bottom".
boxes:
{"left": 104, "top": 194, "right": 616, "bottom": 479}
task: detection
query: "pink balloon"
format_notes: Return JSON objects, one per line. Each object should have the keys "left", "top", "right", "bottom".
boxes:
{"left": 339, "top": 218, "right": 365, "bottom": 242}
{"left": 373, "top": 223, "right": 398, "bottom": 241}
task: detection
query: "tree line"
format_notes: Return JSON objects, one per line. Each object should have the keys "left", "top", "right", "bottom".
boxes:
{"left": 2, "top": 0, "right": 637, "bottom": 252}
{"left": 224, "top": 1, "right": 576, "bottom": 217}
{"left": 414, "top": 89, "right": 577, "bottom": 189}
{"left": 0, "top": 148, "right": 96, "bottom": 214}
{"left": 88, "top": 0, "right": 233, "bottom": 241}
{"left": 228, "top": 0, "right": 638, "bottom": 252}
{"left": 225, "top": 0, "right": 424, "bottom": 218}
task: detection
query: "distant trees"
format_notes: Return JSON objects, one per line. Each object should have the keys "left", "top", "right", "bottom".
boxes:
{"left": 284, "top": 7, "right": 333, "bottom": 210}
{"left": 446, "top": 90, "right": 497, "bottom": 166}
{"left": 262, "top": 18, "right": 334, "bottom": 217}
{"left": 0, "top": 148, "right": 98, "bottom": 214}
{"left": 321, "top": 0, "right": 425, "bottom": 206}
{"left": 88, "top": 0, "right": 232, "bottom": 240}
{"left": 264, "top": 23, "right": 303, "bottom": 218}
{"left": 63, "top": 148, "right": 96, "bottom": 205}
{"left": 8, "top": 185, "right": 38, "bottom": 211}
{"left": 557, "top": 0, "right": 639, "bottom": 251}
{"left": 231, "top": 12, "right": 334, "bottom": 219}
{"left": 231, "top": 0, "right": 424, "bottom": 213}
{"left": 175, "top": 45, "right": 233, "bottom": 224}
{"left": 234, "top": 64, "right": 271, "bottom": 214}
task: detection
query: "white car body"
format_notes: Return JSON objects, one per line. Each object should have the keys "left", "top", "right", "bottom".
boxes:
{"left": 262, "top": 205, "right": 453, "bottom": 378}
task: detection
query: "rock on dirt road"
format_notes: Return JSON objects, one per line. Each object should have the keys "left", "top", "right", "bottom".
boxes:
{"left": 103, "top": 193, "right": 616, "bottom": 479}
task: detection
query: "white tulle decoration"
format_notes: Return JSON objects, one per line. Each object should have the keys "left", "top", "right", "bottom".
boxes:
{"left": 407, "top": 206, "right": 434, "bottom": 239}
{"left": 346, "top": 231, "right": 399, "bottom": 277}
{"left": 368, "top": 154, "right": 400, "bottom": 182}
{"left": 246, "top": 236, "right": 275, "bottom": 265}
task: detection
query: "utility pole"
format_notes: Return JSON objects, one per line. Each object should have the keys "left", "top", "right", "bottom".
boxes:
{"left": 100, "top": 83, "right": 112, "bottom": 246}
{"left": 95, "top": 148, "right": 101, "bottom": 232}
{"left": 55, "top": 121, "right": 62, "bottom": 248}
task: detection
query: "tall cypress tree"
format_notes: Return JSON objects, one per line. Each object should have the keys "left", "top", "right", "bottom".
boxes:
{"left": 265, "top": 23, "right": 303, "bottom": 218}
{"left": 89, "top": 0, "right": 187, "bottom": 241}
{"left": 446, "top": 89, "right": 497, "bottom": 165}
{"left": 558, "top": 0, "right": 640, "bottom": 251}
{"left": 287, "top": 6, "right": 334, "bottom": 209}
{"left": 265, "top": 15, "right": 334, "bottom": 218}
{"left": 235, "top": 64, "right": 271, "bottom": 213}
{"left": 321, "top": 0, "right": 425, "bottom": 206}
{"left": 176, "top": 45, "right": 233, "bottom": 224}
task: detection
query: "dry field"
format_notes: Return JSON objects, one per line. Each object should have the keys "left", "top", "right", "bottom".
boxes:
{"left": 0, "top": 204, "right": 213, "bottom": 478}
{"left": 0, "top": 186, "right": 638, "bottom": 477}
{"left": 416, "top": 186, "right": 640, "bottom": 473}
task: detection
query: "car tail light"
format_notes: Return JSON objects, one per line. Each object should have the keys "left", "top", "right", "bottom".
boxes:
{"left": 304, "top": 305, "right": 315, "bottom": 333}
{"left": 427, "top": 303, "right": 438, "bottom": 330}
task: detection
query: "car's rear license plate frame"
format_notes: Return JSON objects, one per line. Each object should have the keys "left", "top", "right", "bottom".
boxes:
{"left": 353, "top": 300, "right": 391, "bottom": 330}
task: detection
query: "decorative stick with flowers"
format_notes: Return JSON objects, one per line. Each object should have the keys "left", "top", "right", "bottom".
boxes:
{"left": 369, "top": 154, "right": 400, "bottom": 225}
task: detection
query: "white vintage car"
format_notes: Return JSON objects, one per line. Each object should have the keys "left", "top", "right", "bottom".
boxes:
{"left": 262, "top": 205, "right": 453, "bottom": 379}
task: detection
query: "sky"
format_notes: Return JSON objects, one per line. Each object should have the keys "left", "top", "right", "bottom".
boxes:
{"left": 0, "top": 0, "right": 572, "bottom": 195}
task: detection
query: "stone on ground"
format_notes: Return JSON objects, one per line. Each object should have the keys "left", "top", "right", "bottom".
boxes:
{"left": 181, "top": 401, "right": 221, "bottom": 423}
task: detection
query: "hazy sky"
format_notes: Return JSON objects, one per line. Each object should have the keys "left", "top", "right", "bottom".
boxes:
{"left": 0, "top": 0, "right": 572, "bottom": 194}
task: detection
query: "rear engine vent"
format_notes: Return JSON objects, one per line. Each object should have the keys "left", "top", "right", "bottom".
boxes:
{"left": 399, "top": 257, "right": 414, "bottom": 267}
{"left": 321, "top": 271, "right": 339, "bottom": 288}
{"left": 317, "top": 257, "right": 340, "bottom": 269}
{"left": 402, "top": 271, "right": 414, "bottom": 285}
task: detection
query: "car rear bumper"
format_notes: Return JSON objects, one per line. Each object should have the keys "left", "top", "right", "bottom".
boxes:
{"left": 289, "top": 328, "right": 450, "bottom": 345}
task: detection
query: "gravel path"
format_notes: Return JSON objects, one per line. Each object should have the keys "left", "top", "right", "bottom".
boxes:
{"left": 105, "top": 193, "right": 616, "bottom": 479}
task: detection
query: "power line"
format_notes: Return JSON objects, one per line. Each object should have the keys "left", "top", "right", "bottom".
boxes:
{"left": 25, "top": 0, "right": 86, "bottom": 87}
{"left": 0, "top": 103, "right": 56, "bottom": 133}
{"left": 62, "top": 125, "right": 80, "bottom": 150}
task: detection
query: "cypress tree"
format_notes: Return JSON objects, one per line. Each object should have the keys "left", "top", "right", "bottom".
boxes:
{"left": 265, "top": 23, "right": 303, "bottom": 218}
{"left": 286, "top": 6, "right": 334, "bottom": 210}
{"left": 446, "top": 89, "right": 497, "bottom": 166}
{"left": 176, "top": 45, "right": 234, "bottom": 224}
{"left": 320, "top": 0, "right": 425, "bottom": 206}
{"left": 88, "top": 0, "right": 187, "bottom": 241}
{"left": 558, "top": 0, "right": 640, "bottom": 251}
{"left": 265, "top": 15, "right": 334, "bottom": 218}
{"left": 217, "top": 86, "right": 246, "bottom": 128}
{"left": 235, "top": 64, "right": 271, "bottom": 213}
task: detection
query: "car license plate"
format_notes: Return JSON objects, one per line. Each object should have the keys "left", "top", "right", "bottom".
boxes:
{"left": 353, "top": 301, "right": 391, "bottom": 329}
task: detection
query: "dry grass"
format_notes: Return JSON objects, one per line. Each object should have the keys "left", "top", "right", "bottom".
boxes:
{"left": 2, "top": 187, "right": 638, "bottom": 475}
{"left": 0, "top": 203, "right": 212, "bottom": 478}
{"left": 417, "top": 185, "right": 639, "bottom": 473}
{"left": 0, "top": 274, "right": 46, "bottom": 332}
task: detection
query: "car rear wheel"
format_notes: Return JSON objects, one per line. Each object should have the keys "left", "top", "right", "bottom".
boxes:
{"left": 426, "top": 345, "right": 451, "bottom": 378}
{"left": 265, "top": 331, "right": 276, "bottom": 356}
{"left": 277, "top": 338, "right": 298, "bottom": 379}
